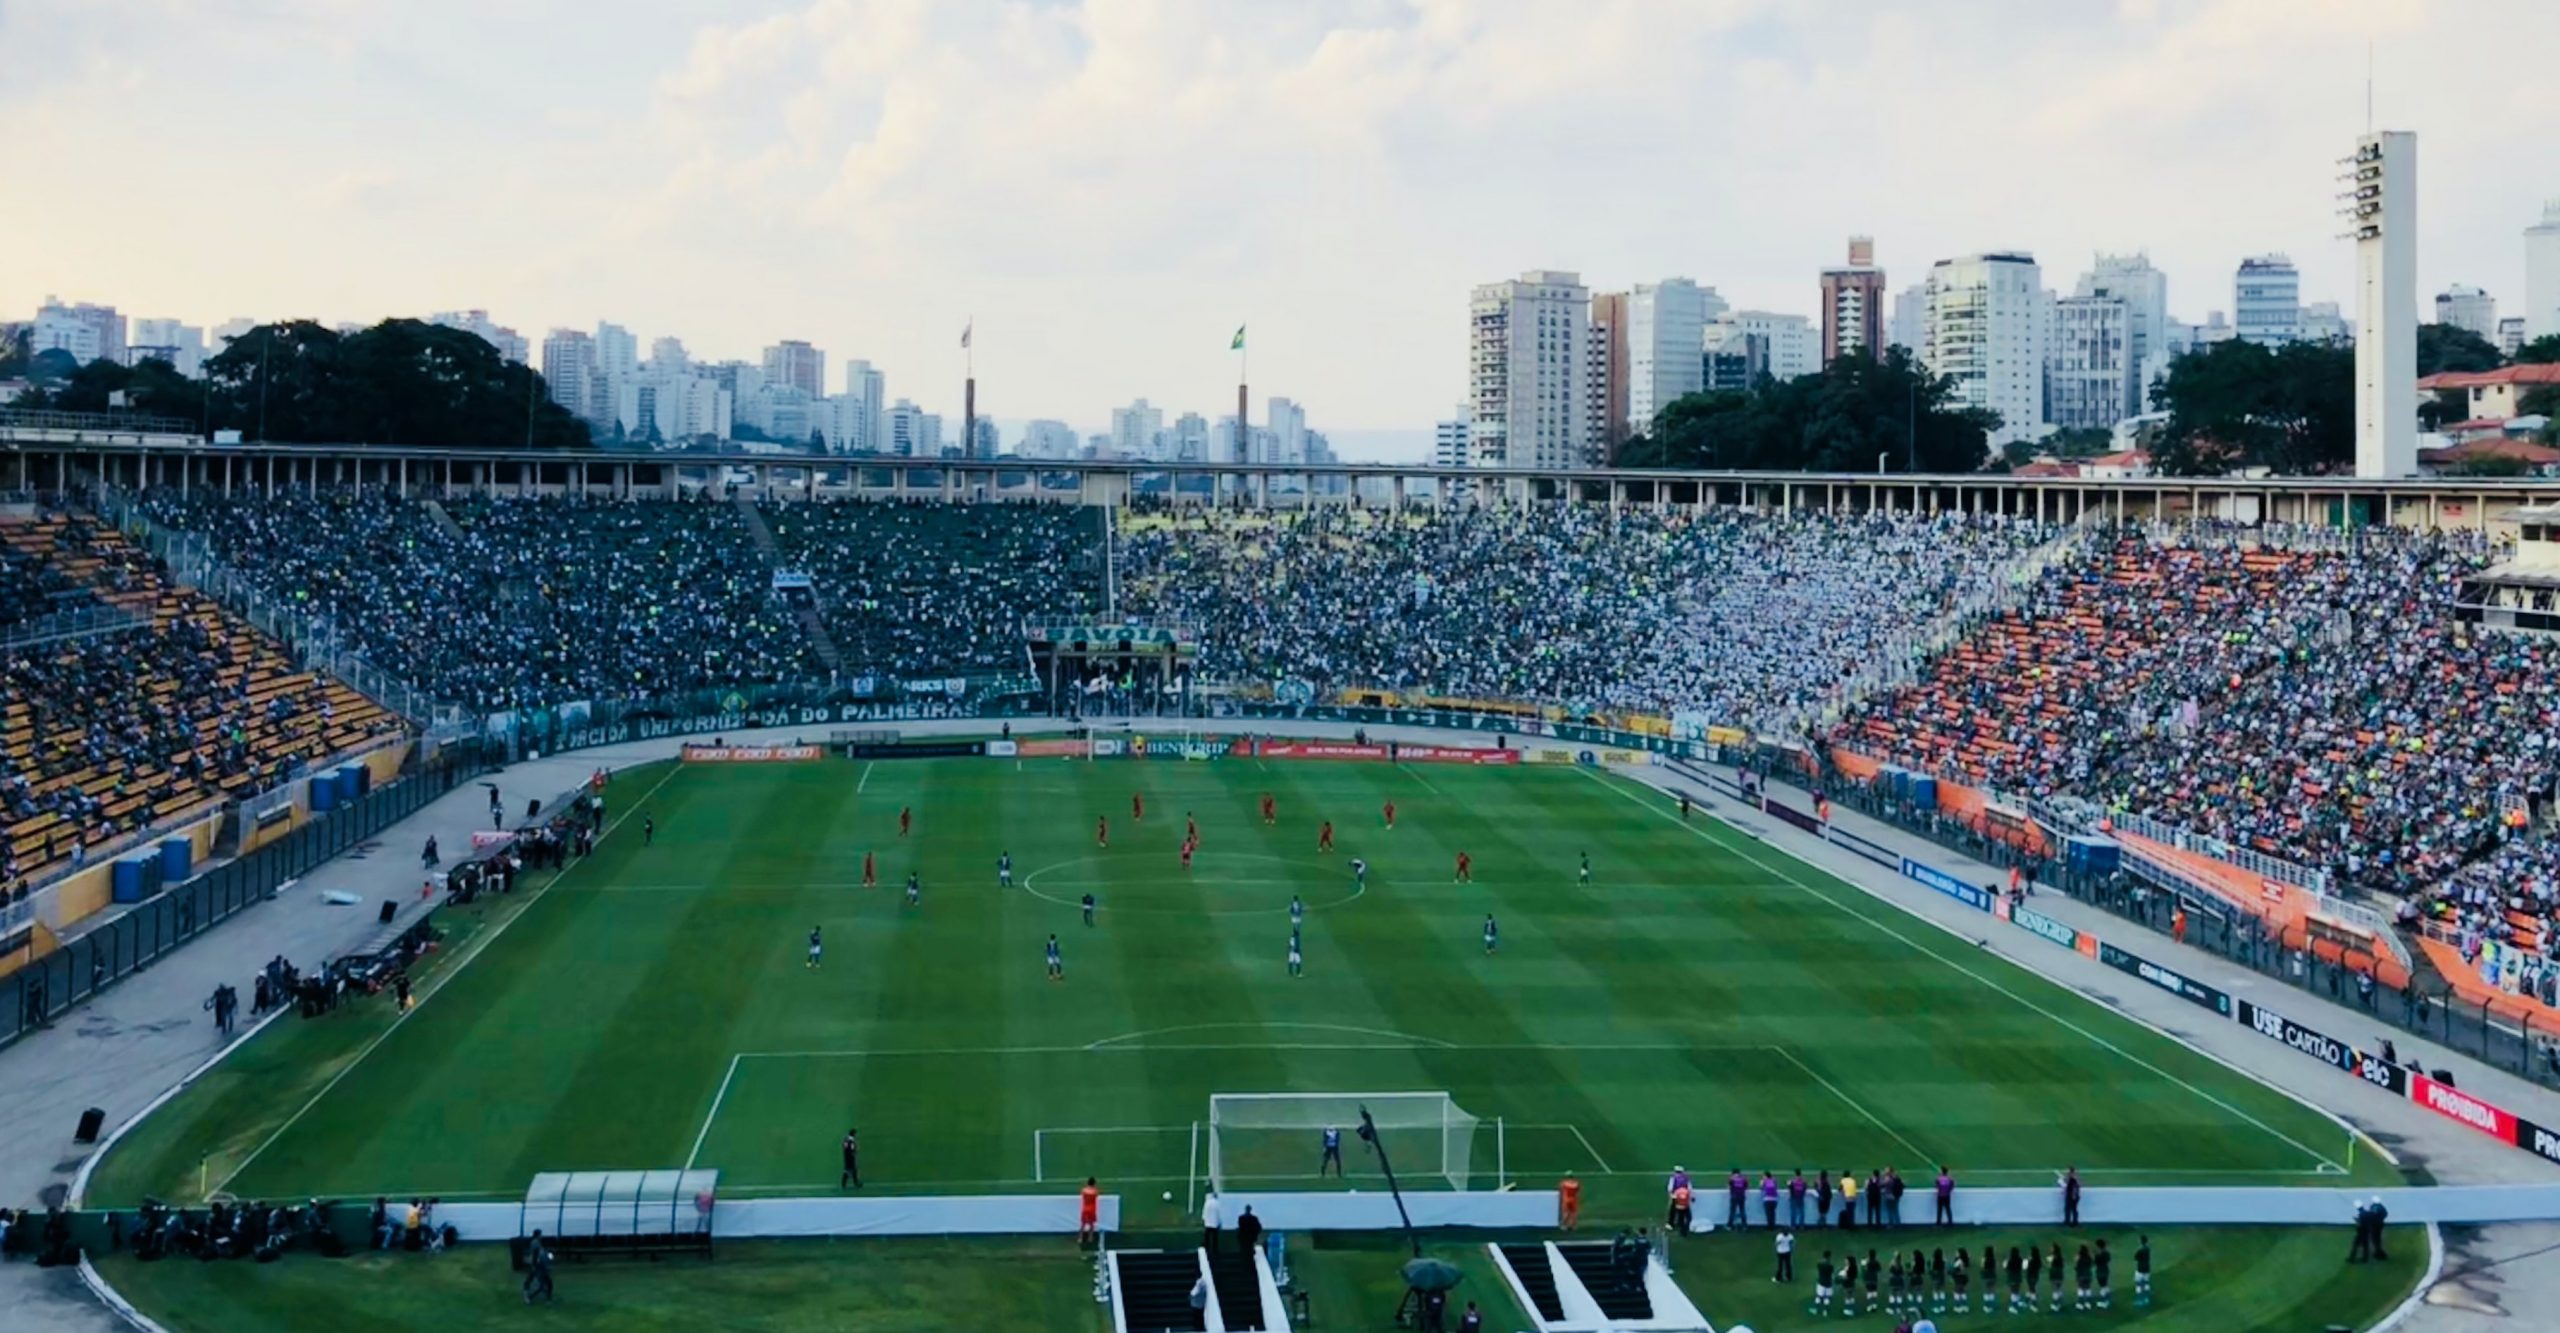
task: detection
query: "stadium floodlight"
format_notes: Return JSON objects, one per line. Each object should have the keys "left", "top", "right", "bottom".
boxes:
{"left": 1207, "top": 1092, "right": 1482, "bottom": 1194}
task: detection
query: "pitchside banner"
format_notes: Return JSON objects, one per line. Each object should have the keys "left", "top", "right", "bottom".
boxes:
{"left": 1900, "top": 857, "right": 1994, "bottom": 912}
{"left": 2232, "top": 998, "right": 2407, "bottom": 1095}
{"left": 682, "top": 744, "right": 822, "bottom": 763}
{"left": 2098, "top": 941, "right": 2234, "bottom": 1016}
{"left": 2010, "top": 904, "right": 2094, "bottom": 957}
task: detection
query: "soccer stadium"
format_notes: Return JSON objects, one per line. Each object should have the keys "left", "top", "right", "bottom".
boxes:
{"left": 0, "top": 441, "right": 2554, "bottom": 1333}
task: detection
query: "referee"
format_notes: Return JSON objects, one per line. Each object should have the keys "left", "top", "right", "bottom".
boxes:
{"left": 840, "top": 1126, "right": 862, "bottom": 1189}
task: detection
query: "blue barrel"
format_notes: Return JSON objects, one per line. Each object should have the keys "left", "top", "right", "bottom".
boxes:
{"left": 334, "top": 766, "right": 361, "bottom": 805}
{"left": 1908, "top": 775, "right": 1939, "bottom": 810}
{"left": 2067, "top": 835, "right": 2122, "bottom": 876}
{"left": 157, "top": 836, "right": 193, "bottom": 884}
{"left": 308, "top": 774, "right": 338, "bottom": 814}
{"left": 112, "top": 854, "right": 154, "bottom": 903}
{"left": 344, "top": 761, "right": 373, "bottom": 797}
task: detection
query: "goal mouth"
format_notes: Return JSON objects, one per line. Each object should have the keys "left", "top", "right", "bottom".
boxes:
{"left": 1208, "top": 1091, "right": 1484, "bottom": 1194}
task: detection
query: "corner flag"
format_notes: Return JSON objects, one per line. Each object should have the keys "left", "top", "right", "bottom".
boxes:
{"left": 961, "top": 321, "right": 973, "bottom": 349}
{"left": 1231, "top": 324, "right": 1246, "bottom": 351}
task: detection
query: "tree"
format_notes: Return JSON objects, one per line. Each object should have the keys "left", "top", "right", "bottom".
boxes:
{"left": 2520, "top": 384, "right": 2560, "bottom": 444}
{"left": 2516, "top": 335, "right": 2560, "bottom": 366}
{"left": 0, "top": 325, "right": 29, "bottom": 379}
{"left": 2152, "top": 339, "right": 2353, "bottom": 476}
{"left": 1620, "top": 347, "right": 1995, "bottom": 473}
{"left": 198, "top": 319, "right": 588, "bottom": 447}
{"left": 2416, "top": 322, "right": 2503, "bottom": 377}
{"left": 2418, "top": 389, "right": 2470, "bottom": 432}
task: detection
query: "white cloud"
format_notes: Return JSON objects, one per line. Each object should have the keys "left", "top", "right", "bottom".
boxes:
{"left": 2, "top": 0, "right": 2554, "bottom": 452}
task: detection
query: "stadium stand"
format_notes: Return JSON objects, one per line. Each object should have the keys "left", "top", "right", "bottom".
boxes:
{"left": 1115, "top": 506, "right": 2059, "bottom": 730}
{"left": 0, "top": 511, "right": 401, "bottom": 889}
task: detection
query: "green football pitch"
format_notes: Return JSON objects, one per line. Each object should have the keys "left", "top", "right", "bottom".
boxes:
{"left": 94, "top": 753, "right": 2386, "bottom": 1226}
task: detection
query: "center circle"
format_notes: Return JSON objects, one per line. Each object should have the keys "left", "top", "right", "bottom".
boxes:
{"left": 1019, "top": 851, "right": 1367, "bottom": 916}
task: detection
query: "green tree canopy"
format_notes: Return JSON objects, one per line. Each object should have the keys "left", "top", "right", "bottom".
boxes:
{"left": 1618, "top": 347, "right": 1997, "bottom": 473}
{"left": 2416, "top": 322, "right": 2503, "bottom": 377}
{"left": 2516, "top": 335, "right": 2560, "bottom": 366}
{"left": 2151, "top": 339, "right": 2354, "bottom": 476}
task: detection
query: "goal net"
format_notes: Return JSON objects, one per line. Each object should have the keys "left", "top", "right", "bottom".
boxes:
{"left": 1207, "top": 1092, "right": 1483, "bottom": 1193}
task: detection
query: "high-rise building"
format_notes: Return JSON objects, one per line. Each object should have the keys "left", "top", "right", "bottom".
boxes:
{"left": 540, "top": 328, "right": 605, "bottom": 425}
{"left": 1469, "top": 270, "right": 1595, "bottom": 469}
{"left": 32, "top": 296, "right": 125, "bottom": 366}
{"left": 1702, "top": 321, "right": 1765, "bottom": 392}
{"left": 967, "top": 417, "right": 999, "bottom": 459}
{"left": 1924, "top": 252, "right": 2046, "bottom": 448}
{"left": 1719, "top": 311, "right": 1816, "bottom": 383}
{"left": 1433, "top": 408, "right": 1470, "bottom": 469}
{"left": 1625, "top": 279, "right": 1719, "bottom": 440}
{"left": 2046, "top": 296, "right": 2132, "bottom": 431}
{"left": 2526, "top": 201, "right": 2560, "bottom": 341}
{"left": 2233, "top": 255, "right": 2301, "bottom": 346}
{"left": 837, "top": 359, "right": 885, "bottom": 453}
{"left": 1266, "top": 397, "right": 1310, "bottom": 465}
{"left": 887, "top": 398, "right": 937, "bottom": 456}
{"left": 1019, "top": 420, "right": 1078, "bottom": 459}
{"left": 648, "top": 336, "right": 690, "bottom": 372}
{"left": 1587, "top": 291, "right": 1629, "bottom": 458}
{"left": 1820, "top": 236, "right": 1887, "bottom": 366}
{"left": 762, "top": 339, "right": 825, "bottom": 398}
{"left": 1169, "top": 412, "right": 1211, "bottom": 462}
{"left": 211, "top": 318, "right": 259, "bottom": 352}
{"left": 1888, "top": 283, "right": 1928, "bottom": 360}
{"left": 2434, "top": 285, "right": 2497, "bottom": 339}
{"left": 426, "top": 310, "right": 529, "bottom": 364}
{"left": 2344, "top": 130, "right": 2417, "bottom": 478}
{"left": 2075, "top": 254, "right": 2170, "bottom": 417}
{"left": 2497, "top": 316, "right": 2528, "bottom": 358}
{"left": 1111, "top": 398, "right": 1165, "bottom": 459}
{"left": 595, "top": 322, "right": 639, "bottom": 380}
{"left": 2299, "top": 302, "right": 2352, "bottom": 346}
{"left": 128, "top": 318, "right": 207, "bottom": 377}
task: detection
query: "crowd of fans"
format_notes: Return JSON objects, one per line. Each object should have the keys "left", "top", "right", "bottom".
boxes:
{"left": 761, "top": 499, "right": 1105, "bottom": 680}
{"left": 2418, "top": 838, "right": 2560, "bottom": 1006}
{"left": 1115, "top": 506, "right": 2056, "bottom": 726}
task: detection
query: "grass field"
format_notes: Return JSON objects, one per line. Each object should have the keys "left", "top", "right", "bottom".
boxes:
{"left": 95, "top": 751, "right": 2388, "bottom": 1232}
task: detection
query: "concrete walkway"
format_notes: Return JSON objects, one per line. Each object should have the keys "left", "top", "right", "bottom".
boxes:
{"left": 8, "top": 715, "right": 2555, "bottom": 1330}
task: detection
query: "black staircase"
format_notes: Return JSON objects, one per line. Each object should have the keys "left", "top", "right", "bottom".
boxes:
{"left": 1208, "top": 1247, "right": 1267, "bottom": 1329}
{"left": 1556, "top": 1241, "right": 1655, "bottom": 1322}
{"left": 1116, "top": 1251, "right": 1204, "bottom": 1333}
{"left": 1497, "top": 1244, "right": 1566, "bottom": 1321}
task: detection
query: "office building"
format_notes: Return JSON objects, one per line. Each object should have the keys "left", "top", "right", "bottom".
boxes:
{"left": 2528, "top": 201, "right": 2560, "bottom": 341}
{"left": 1019, "top": 420, "right": 1078, "bottom": 459}
{"left": 1888, "top": 283, "right": 1928, "bottom": 360}
{"left": 540, "top": 328, "right": 606, "bottom": 425}
{"left": 966, "top": 417, "right": 999, "bottom": 459}
{"left": 2299, "top": 302, "right": 2351, "bottom": 346}
{"left": 2233, "top": 255, "right": 2301, "bottom": 346}
{"left": 1719, "top": 311, "right": 1816, "bottom": 383}
{"left": 595, "top": 322, "right": 639, "bottom": 381}
{"left": 2344, "top": 130, "right": 2417, "bottom": 478}
{"left": 1267, "top": 396, "right": 1307, "bottom": 465}
{"left": 1702, "top": 321, "right": 1765, "bottom": 392}
{"left": 1111, "top": 398, "right": 1165, "bottom": 459}
{"left": 2434, "top": 285, "right": 2497, "bottom": 339}
{"left": 2075, "top": 254, "right": 2170, "bottom": 417}
{"left": 32, "top": 296, "right": 125, "bottom": 367}
{"left": 1588, "top": 291, "right": 1629, "bottom": 458}
{"left": 837, "top": 359, "right": 885, "bottom": 453}
{"left": 1626, "top": 280, "right": 1719, "bottom": 440}
{"left": 1433, "top": 409, "right": 1471, "bottom": 469}
{"left": 2046, "top": 296, "right": 2133, "bottom": 430}
{"left": 2498, "top": 317, "right": 2528, "bottom": 358}
{"left": 1169, "top": 412, "right": 1212, "bottom": 462}
{"left": 1469, "top": 270, "right": 1596, "bottom": 469}
{"left": 426, "top": 310, "right": 529, "bottom": 364}
{"left": 1820, "top": 236, "right": 1887, "bottom": 366}
{"left": 128, "top": 318, "right": 207, "bottom": 377}
{"left": 886, "top": 399, "right": 940, "bottom": 456}
{"left": 762, "top": 340, "right": 826, "bottom": 398}
{"left": 1925, "top": 252, "right": 2046, "bottom": 447}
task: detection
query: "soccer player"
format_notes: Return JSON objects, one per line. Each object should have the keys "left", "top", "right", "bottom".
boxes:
{"left": 899, "top": 806, "right": 911, "bottom": 837}
{"left": 1383, "top": 800, "right": 1396, "bottom": 830}
{"left": 863, "top": 851, "right": 877, "bottom": 888}
{"left": 1677, "top": 791, "right": 1691, "bottom": 821}
{"left": 1287, "top": 932, "right": 1302, "bottom": 979}
{"left": 1350, "top": 856, "right": 1367, "bottom": 889}
{"left": 1455, "top": 851, "right": 1473, "bottom": 883}
{"left": 997, "top": 851, "right": 1013, "bottom": 887}
{"left": 2073, "top": 1243, "right": 2094, "bottom": 1311}
{"left": 1319, "top": 1127, "right": 1344, "bottom": 1177}
{"left": 839, "top": 1126, "right": 861, "bottom": 1188}
{"left": 1559, "top": 1173, "right": 1582, "bottom": 1230}
{"left": 1950, "top": 1248, "right": 1970, "bottom": 1314}
{"left": 1081, "top": 892, "right": 1097, "bottom": 927}
{"left": 1132, "top": 791, "right": 1144, "bottom": 823}
{"left": 1482, "top": 913, "right": 1498, "bottom": 954}
{"left": 2132, "top": 1236, "right": 2151, "bottom": 1307}
{"left": 1096, "top": 815, "right": 1109, "bottom": 847}
{"left": 1260, "top": 792, "right": 1276, "bottom": 825}
{"left": 1186, "top": 812, "right": 1198, "bottom": 845}
{"left": 807, "top": 926, "right": 823, "bottom": 970}
{"left": 1578, "top": 852, "right": 1591, "bottom": 886}
{"left": 1317, "top": 820, "right": 1334, "bottom": 852}
{"left": 1180, "top": 838, "right": 1195, "bottom": 872}
{"left": 1077, "top": 1177, "right": 1101, "bottom": 1249}
{"left": 643, "top": 815, "right": 655, "bottom": 846}
{"left": 1813, "top": 1251, "right": 1835, "bottom": 1315}
{"left": 2046, "top": 1241, "right": 2064, "bottom": 1312}
{"left": 905, "top": 871, "right": 921, "bottom": 908}
{"left": 1046, "top": 933, "right": 1064, "bottom": 981}
{"left": 1289, "top": 894, "right": 1304, "bottom": 926}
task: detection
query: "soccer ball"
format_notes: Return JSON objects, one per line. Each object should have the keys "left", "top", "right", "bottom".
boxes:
{"left": 1162, "top": 1191, "right": 1173, "bottom": 1202}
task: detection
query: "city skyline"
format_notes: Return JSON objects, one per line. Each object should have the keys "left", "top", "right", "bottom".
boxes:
{"left": 6, "top": 1, "right": 2559, "bottom": 461}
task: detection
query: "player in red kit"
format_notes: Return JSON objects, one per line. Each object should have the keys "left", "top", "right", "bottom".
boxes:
{"left": 898, "top": 806, "right": 912, "bottom": 837}
{"left": 1455, "top": 851, "right": 1473, "bottom": 883}
{"left": 1261, "top": 793, "right": 1276, "bottom": 825}
{"left": 1318, "top": 820, "right": 1334, "bottom": 852}
{"left": 1384, "top": 801, "right": 1397, "bottom": 830}
{"left": 1185, "top": 813, "right": 1199, "bottom": 845}
{"left": 1096, "top": 815, "right": 1109, "bottom": 847}
{"left": 862, "top": 851, "right": 877, "bottom": 888}
{"left": 1180, "top": 838, "right": 1195, "bottom": 871}
{"left": 1132, "top": 792, "right": 1144, "bottom": 823}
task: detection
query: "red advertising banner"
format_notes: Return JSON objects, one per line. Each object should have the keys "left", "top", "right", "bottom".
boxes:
{"left": 682, "top": 744, "right": 822, "bottom": 763}
{"left": 1014, "top": 738, "right": 1092, "bottom": 758}
{"left": 1255, "top": 742, "right": 1389, "bottom": 761}
{"left": 2408, "top": 1071, "right": 2520, "bottom": 1146}
{"left": 1396, "top": 745, "right": 1522, "bottom": 766}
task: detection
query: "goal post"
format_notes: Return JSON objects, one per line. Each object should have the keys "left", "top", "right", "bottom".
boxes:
{"left": 1207, "top": 1092, "right": 1484, "bottom": 1193}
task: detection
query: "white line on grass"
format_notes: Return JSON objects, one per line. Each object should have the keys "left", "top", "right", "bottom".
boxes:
{"left": 1769, "top": 1044, "right": 1935, "bottom": 1167}
{"left": 684, "top": 1053, "right": 744, "bottom": 1170}
{"left": 1085, "top": 1022, "right": 1456, "bottom": 1050}
{"left": 214, "top": 762, "right": 688, "bottom": 1197}
{"left": 856, "top": 761, "right": 874, "bottom": 793}
{"left": 1402, "top": 764, "right": 1447, "bottom": 797}
{"left": 734, "top": 1039, "right": 1759, "bottom": 1059}
{"left": 1558, "top": 1123, "right": 1614, "bottom": 1173}
{"left": 1578, "top": 767, "right": 2347, "bottom": 1174}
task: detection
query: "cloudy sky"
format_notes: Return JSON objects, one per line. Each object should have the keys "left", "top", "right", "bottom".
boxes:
{"left": 5, "top": 0, "right": 2555, "bottom": 457}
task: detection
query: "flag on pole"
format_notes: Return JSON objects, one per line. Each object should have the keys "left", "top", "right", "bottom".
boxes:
{"left": 1231, "top": 324, "right": 1246, "bottom": 351}
{"left": 960, "top": 320, "right": 973, "bottom": 349}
